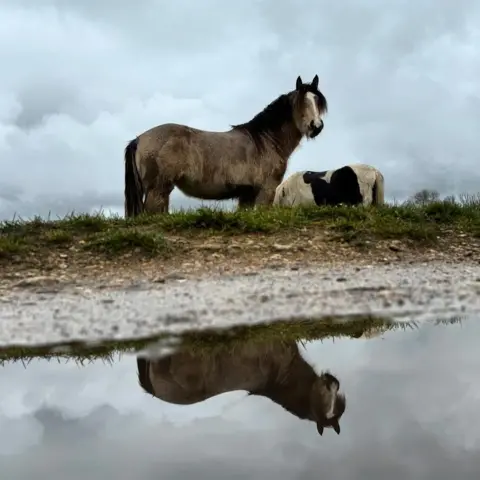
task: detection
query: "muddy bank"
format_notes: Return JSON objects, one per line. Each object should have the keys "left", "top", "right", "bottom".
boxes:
{"left": 2, "top": 226, "right": 480, "bottom": 292}
{"left": 0, "top": 262, "right": 479, "bottom": 348}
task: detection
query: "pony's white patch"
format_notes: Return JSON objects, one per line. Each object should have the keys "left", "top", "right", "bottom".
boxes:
{"left": 325, "top": 382, "right": 338, "bottom": 419}
{"left": 273, "top": 172, "right": 314, "bottom": 207}
{"left": 350, "top": 164, "right": 378, "bottom": 205}
{"left": 305, "top": 91, "right": 323, "bottom": 128}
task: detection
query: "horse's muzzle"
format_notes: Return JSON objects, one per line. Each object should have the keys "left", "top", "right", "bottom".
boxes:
{"left": 309, "top": 120, "right": 324, "bottom": 139}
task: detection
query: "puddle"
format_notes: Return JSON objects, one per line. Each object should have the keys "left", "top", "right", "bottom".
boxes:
{"left": 1, "top": 314, "right": 478, "bottom": 478}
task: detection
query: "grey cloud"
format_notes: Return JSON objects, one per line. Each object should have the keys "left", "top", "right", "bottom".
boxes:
{"left": 0, "top": 183, "right": 22, "bottom": 203}
{"left": 1, "top": 0, "right": 480, "bottom": 220}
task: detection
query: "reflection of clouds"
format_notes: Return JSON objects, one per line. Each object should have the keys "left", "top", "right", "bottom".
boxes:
{"left": 2, "top": 1, "right": 480, "bottom": 220}
{"left": 353, "top": 322, "right": 480, "bottom": 451}
{"left": 0, "top": 415, "right": 44, "bottom": 456}
{"left": 0, "top": 319, "right": 479, "bottom": 477}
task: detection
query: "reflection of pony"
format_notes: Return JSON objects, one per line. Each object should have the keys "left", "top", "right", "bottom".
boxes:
{"left": 274, "top": 163, "right": 385, "bottom": 207}
{"left": 124, "top": 75, "right": 327, "bottom": 216}
{"left": 137, "top": 339, "right": 346, "bottom": 436}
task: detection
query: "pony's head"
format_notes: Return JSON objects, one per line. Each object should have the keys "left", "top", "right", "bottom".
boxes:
{"left": 310, "top": 371, "right": 346, "bottom": 436}
{"left": 292, "top": 75, "right": 327, "bottom": 139}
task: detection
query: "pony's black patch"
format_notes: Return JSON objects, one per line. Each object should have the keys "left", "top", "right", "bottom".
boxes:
{"left": 304, "top": 167, "right": 363, "bottom": 206}
{"left": 302, "top": 171, "right": 336, "bottom": 205}
{"left": 303, "top": 171, "right": 327, "bottom": 183}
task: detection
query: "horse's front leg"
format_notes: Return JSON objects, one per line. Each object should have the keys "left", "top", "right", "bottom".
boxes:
{"left": 254, "top": 182, "right": 278, "bottom": 207}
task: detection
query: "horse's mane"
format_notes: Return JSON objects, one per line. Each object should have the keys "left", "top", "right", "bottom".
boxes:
{"left": 231, "top": 93, "right": 294, "bottom": 152}
{"left": 247, "top": 344, "right": 317, "bottom": 419}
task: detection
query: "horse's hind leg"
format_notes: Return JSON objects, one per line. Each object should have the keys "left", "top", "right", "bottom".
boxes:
{"left": 144, "top": 182, "right": 174, "bottom": 214}
{"left": 237, "top": 194, "right": 256, "bottom": 210}
{"left": 237, "top": 187, "right": 259, "bottom": 210}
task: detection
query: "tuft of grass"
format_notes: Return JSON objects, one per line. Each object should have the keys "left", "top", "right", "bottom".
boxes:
{"left": 1, "top": 193, "right": 480, "bottom": 260}
{"left": 0, "top": 212, "right": 115, "bottom": 237}
{"left": 0, "top": 237, "right": 27, "bottom": 258}
{"left": 42, "top": 229, "right": 74, "bottom": 245}
{"left": 0, "top": 314, "right": 464, "bottom": 365}
{"left": 84, "top": 229, "right": 170, "bottom": 256}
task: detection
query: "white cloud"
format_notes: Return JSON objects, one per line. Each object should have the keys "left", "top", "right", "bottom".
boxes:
{"left": 1, "top": 0, "right": 480, "bottom": 220}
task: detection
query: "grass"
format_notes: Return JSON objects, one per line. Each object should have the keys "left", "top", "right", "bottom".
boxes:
{"left": 0, "top": 314, "right": 464, "bottom": 365}
{"left": 1, "top": 192, "right": 480, "bottom": 260}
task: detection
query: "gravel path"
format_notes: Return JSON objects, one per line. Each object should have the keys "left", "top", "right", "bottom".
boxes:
{"left": 1, "top": 262, "right": 479, "bottom": 347}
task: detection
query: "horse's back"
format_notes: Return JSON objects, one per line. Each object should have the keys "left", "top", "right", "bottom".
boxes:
{"left": 137, "top": 123, "right": 197, "bottom": 150}
{"left": 137, "top": 123, "right": 252, "bottom": 155}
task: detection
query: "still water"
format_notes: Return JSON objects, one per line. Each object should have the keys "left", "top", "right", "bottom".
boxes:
{"left": 0, "top": 316, "right": 478, "bottom": 479}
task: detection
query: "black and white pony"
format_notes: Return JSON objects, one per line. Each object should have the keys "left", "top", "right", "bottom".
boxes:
{"left": 273, "top": 163, "right": 385, "bottom": 207}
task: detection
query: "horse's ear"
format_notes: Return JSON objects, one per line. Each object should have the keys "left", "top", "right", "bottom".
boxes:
{"left": 316, "top": 423, "right": 324, "bottom": 436}
{"left": 296, "top": 76, "right": 303, "bottom": 90}
{"left": 331, "top": 418, "right": 341, "bottom": 435}
{"left": 311, "top": 74, "right": 319, "bottom": 90}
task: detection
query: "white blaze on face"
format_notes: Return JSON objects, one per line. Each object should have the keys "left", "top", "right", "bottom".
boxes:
{"left": 325, "top": 381, "right": 338, "bottom": 419}
{"left": 305, "top": 91, "right": 323, "bottom": 128}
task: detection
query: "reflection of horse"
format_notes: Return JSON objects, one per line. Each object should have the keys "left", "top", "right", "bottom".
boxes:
{"left": 273, "top": 163, "right": 385, "bottom": 207}
{"left": 124, "top": 75, "right": 327, "bottom": 216}
{"left": 137, "top": 339, "right": 346, "bottom": 436}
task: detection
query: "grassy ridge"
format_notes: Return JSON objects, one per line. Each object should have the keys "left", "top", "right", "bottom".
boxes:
{"left": 1, "top": 193, "right": 480, "bottom": 259}
{"left": 0, "top": 314, "right": 464, "bottom": 365}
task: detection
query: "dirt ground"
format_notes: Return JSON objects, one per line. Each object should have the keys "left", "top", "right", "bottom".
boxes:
{"left": 1, "top": 228, "right": 479, "bottom": 293}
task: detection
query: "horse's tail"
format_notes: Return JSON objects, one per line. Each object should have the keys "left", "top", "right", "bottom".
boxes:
{"left": 136, "top": 357, "right": 154, "bottom": 396}
{"left": 124, "top": 138, "right": 144, "bottom": 217}
{"left": 372, "top": 170, "right": 385, "bottom": 206}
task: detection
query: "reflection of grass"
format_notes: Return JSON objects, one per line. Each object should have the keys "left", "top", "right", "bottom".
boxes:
{"left": 0, "top": 314, "right": 464, "bottom": 365}
{"left": 1, "top": 195, "right": 480, "bottom": 260}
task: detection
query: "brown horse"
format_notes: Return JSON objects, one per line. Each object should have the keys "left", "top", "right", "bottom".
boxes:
{"left": 124, "top": 75, "right": 328, "bottom": 216}
{"left": 136, "top": 338, "right": 346, "bottom": 436}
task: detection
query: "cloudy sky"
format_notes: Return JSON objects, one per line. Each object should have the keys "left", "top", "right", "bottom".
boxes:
{"left": 1, "top": 0, "right": 480, "bottom": 220}
{"left": 1, "top": 318, "right": 479, "bottom": 478}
